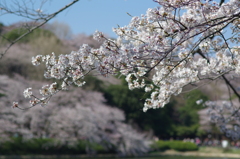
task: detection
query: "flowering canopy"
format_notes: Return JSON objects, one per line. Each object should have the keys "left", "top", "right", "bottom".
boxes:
{"left": 15, "top": 0, "right": 240, "bottom": 114}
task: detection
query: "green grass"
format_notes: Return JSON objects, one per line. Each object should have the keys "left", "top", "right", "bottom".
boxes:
{"left": 223, "top": 147, "right": 240, "bottom": 154}
{"left": 198, "top": 146, "right": 223, "bottom": 153}
{"left": 197, "top": 146, "right": 240, "bottom": 154}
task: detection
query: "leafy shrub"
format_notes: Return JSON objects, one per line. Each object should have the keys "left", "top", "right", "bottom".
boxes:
{"left": 168, "top": 140, "right": 198, "bottom": 151}
{"left": 0, "top": 137, "right": 107, "bottom": 155}
{"left": 151, "top": 140, "right": 170, "bottom": 151}
{"left": 151, "top": 140, "right": 198, "bottom": 152}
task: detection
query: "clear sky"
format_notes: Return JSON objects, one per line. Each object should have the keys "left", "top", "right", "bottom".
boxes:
{"left": 1, "top": 0, "right": 158, "bottom": 38}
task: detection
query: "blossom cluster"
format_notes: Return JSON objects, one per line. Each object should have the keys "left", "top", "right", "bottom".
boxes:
{"left": 16, "top": 0, "right": 240, "bottom": 113}
{"left": 203, "top": 100, "right": 240, "bottom": 140}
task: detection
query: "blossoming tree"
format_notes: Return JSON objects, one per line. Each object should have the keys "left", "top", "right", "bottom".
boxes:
{"left": 10, "top": 0, "right": 240, "bottom": 139}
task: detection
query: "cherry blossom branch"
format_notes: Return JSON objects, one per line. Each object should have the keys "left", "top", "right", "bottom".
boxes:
{"left": 11, "top": 0, "right": 240, "bottom": 114}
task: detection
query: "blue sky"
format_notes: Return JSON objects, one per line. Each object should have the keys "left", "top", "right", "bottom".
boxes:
{"left": 1, "top": 0, "right": 158, "bottom": 38}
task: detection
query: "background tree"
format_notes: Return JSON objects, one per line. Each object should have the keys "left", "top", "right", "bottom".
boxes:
{"left": 174, "top": 90, "right": 208, "bottom": 138}
{"left": 0, "top": 75, "right": 150, "bottom": 155}
{"left": 103, "top": 77, "right": 209, "bottom": 139}
{"left": 104, "top": 77, "right": 176, "bottom": 139}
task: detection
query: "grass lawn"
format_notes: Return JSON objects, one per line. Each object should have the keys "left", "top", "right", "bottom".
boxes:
{"left": 199, "top": 146, "right": 240, "bottom": 154}
{"left": 149, "top": 146, "right": 240, "bottom": 159}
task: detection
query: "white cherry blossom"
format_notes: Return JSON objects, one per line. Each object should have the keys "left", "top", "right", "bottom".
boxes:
{"left": 17, "top": 0, "right": 240, "bottom": 118}
{"left": 23, "top": 88, "right": 32, "bottom": 99}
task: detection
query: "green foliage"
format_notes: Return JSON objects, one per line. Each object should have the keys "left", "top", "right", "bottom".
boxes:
{"left": 103, "top": 77, "right": 209, "bottom": 139}
{"left": 0, "top": 137, "right": 107, "bottom": 155}
{"left": 82, "top": 75, "right": 104, "bottom": 91}
{"left": 0, "top": 93, "right": 5, "bottom": 98}
{"left": 151, "top": 140, "right": 198, "bottom": 152}
{"left": 2, "top": 28, "right": 59, "bottom": 43}
{"left": 168, "top": 140, "right": 198, "bottom": 151}
{"left": 179, "top": 90, "right": 207, "bottom": 126}
{"left": 173, "top": 89, "right": 208, "bottom": 138}
{"left": 0, "top": 137, "right": 55, "bottom": 155}
{"left": 151, "top": 140, "right": 170, "bottom": 151}
{"left": 174, "top": 125, "right": 201, "bottom": 137}
{"left": 103, "top": 78, "right": 176, "bottom": 138}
